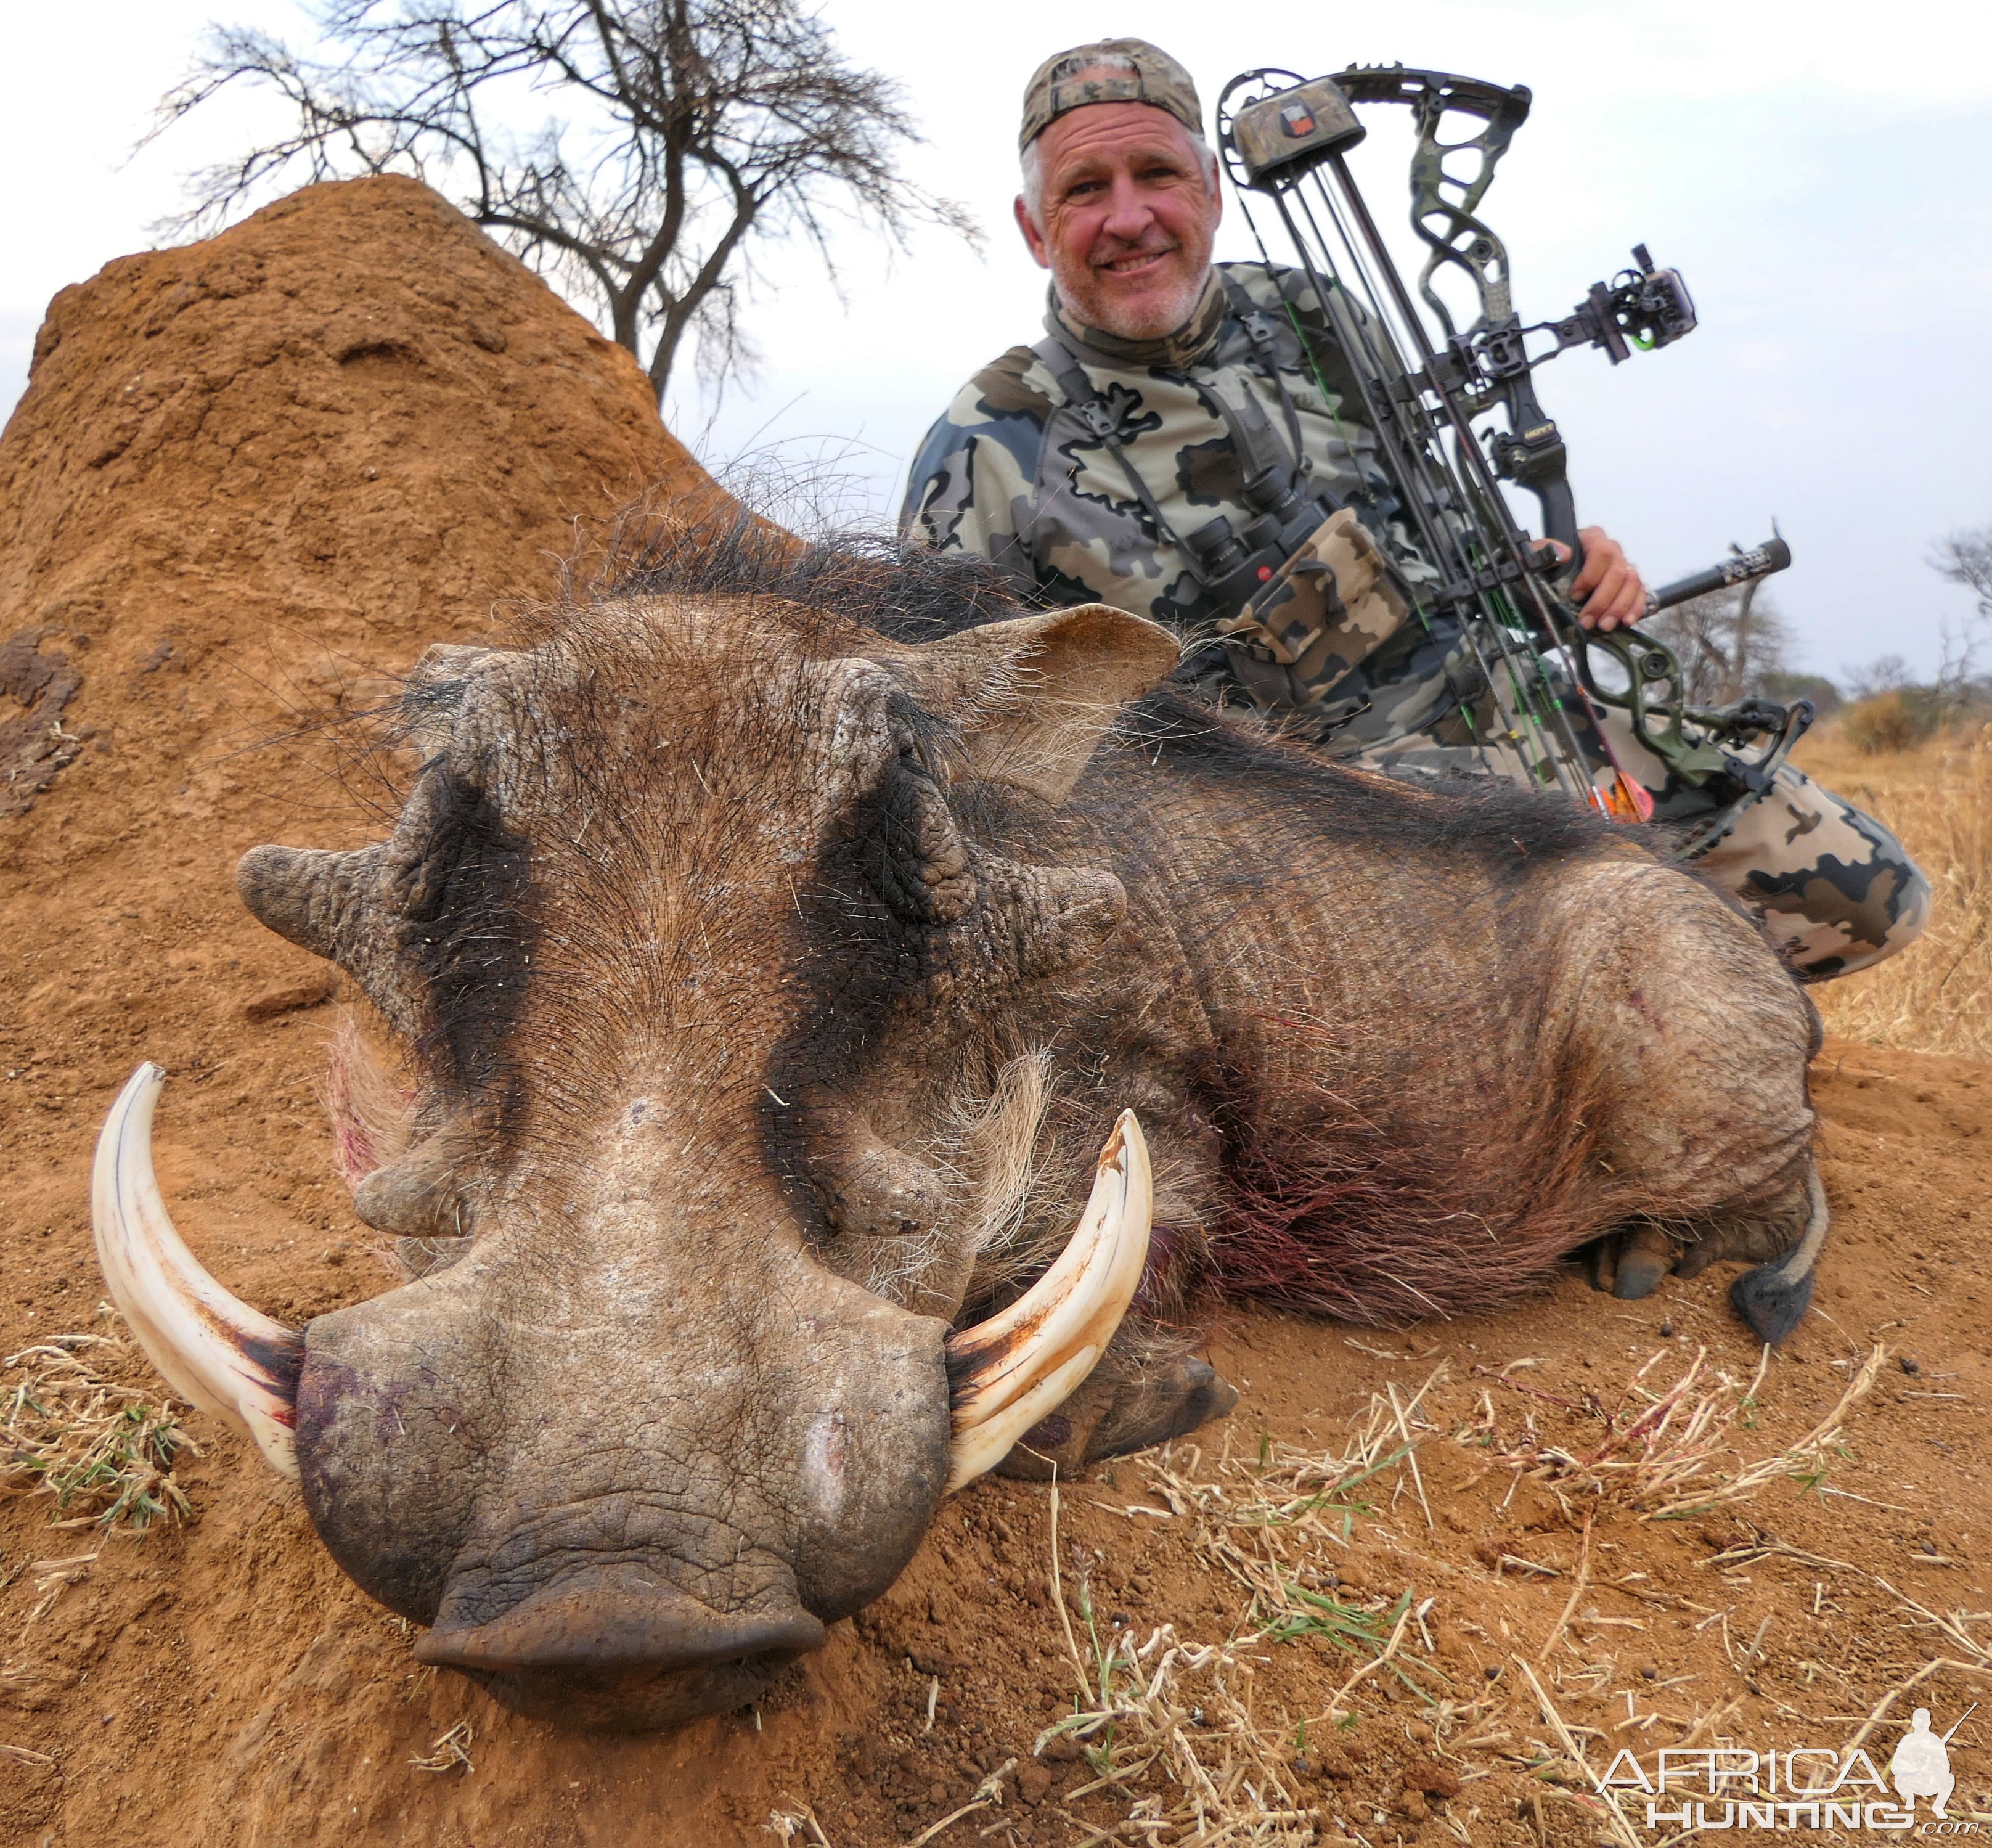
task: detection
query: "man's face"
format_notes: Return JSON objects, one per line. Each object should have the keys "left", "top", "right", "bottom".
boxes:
{"left": 1016, "top": 99, "right": 1220, "bottom": 341}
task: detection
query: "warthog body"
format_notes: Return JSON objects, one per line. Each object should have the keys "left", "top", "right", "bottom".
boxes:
{"left": 155, "top": 535, "right": 1827, "bottom": 1730}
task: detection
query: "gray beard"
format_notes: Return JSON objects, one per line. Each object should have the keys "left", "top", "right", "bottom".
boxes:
{"left": 1054, "top": 267, "right": 1208, "bottom": 345}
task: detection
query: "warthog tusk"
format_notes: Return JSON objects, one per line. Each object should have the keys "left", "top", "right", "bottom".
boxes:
{"left": 92, "top": 1065, "right": 304, "bottom": 1479}
{"left": 942, "top": 1110, "right": 1151, "bottom": 1494}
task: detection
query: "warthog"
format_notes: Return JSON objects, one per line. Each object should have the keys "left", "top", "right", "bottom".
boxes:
{"left": 94, "top": 530, "right": 1827, "bottom": 1731}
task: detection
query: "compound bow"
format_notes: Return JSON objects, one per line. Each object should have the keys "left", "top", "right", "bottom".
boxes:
{"left": 1215, "top": 65, "right": 1811, "bottom": 840}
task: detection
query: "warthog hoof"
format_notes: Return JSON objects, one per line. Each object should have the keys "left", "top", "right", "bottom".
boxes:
{"left": 1585, "top": 1164, "right": 1829, "bottom": 1346}
{"left": 1729, "top": 1264, "right": 1817, "bottom": 1346}
{"left": 1588, "top": 1224, "right": 1677, "bottom": 1301}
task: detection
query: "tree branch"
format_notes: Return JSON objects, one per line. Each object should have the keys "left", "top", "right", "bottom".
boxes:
{"left": 148, "top": 0, "right": 979, "bottom": 401}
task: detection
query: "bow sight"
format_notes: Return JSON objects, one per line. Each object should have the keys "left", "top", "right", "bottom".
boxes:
{"left": 1216, "top": 65, "right": 1808, "bottom": 827}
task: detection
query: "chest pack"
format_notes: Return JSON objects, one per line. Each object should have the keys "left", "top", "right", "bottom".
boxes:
{"left": 1032, "top": 276, "right": 1411, "bottom": 714}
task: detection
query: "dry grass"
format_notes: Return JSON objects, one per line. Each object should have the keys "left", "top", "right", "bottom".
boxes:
{"left": 6, "top": 1553, "right": 98, "bottom": 1645}
{"left": 0, "top": 1319, "right": 196, "bottom": 1533}
{"left": 1034, "top": 1476, "right": 1320, "bottom": 1847}
{"left": 1800, "top": 720, "right": 1992, "bottom": 1057}
{"left": 1017, "top": 1346, "right": 1922, "bottom": 1843}
{"left": 1460, "top": 1344, "right": 1884, "bottom": 1524}
{"left": 410, "top": 1718, "right": 475, "bottom": 1773}
{"left": 765, "top": 1803, "right": 837, "bottom": 1846}
{"left": 1020, "top": 1380, "right": 1466, "bottom": 1844}
{"left": 1154, "top": 1367, "right": 1451, "bottom": 1700}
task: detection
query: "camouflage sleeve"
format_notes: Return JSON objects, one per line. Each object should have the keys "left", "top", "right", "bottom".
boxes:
{"left": 899, "top": 348, "right": 1054, "bottom": 596}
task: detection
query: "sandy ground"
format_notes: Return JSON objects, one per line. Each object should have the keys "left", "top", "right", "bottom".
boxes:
{"left": 2, "top": 178, "right": 1988, "bottom": 1848}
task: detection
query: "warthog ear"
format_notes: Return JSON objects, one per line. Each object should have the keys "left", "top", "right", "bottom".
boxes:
{"left": 898, "top": 605, "right": 1181, "bottom": 804}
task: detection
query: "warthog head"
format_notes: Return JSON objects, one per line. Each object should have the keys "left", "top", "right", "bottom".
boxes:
{"left": 92, "top": 544, "right": 1180, "bottom": 1730}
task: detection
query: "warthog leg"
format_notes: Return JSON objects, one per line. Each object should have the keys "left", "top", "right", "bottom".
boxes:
{"left": 1588, "top": 1223, "right": 1678, "bottom": 1301}
{"left": 1585, "top": 1154, "right": 1829, "bottom": 1344}
{"left": 988, "top": 1355, "right": 1241, "bottom": 1481}
{"left": 1728, "top": 1164, "right": 1830, "bottom": 1344}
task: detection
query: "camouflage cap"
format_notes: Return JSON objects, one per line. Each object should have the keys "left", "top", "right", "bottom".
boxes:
{"left": 1019, "top": 39, "right": 1204, "bottom": 150}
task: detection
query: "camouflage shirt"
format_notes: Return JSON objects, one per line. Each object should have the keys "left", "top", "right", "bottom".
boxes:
{"left": 900, "top": 261, "right": 1485, "bottom": 750}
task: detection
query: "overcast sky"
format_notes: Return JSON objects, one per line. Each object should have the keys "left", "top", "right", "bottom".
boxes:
{"left": 4, "top": 0, "right": 1989, "bottom": 681}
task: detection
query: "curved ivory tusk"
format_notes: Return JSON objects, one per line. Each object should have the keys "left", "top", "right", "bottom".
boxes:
{"left": 943, "top": 1110, "right": 1151, "bottom": 1494}
{"left": 92, "top": 1065, "right": 304, "bottom": 1479}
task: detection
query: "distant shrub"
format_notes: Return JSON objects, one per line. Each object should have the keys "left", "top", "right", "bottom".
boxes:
{"left": 1843, "top": 689, "right": 1937, "bottom": 754}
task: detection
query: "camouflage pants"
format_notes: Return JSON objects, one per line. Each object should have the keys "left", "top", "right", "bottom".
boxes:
{"left": 1615, "top": 729, "right": 1931, "bottom": 984}
{"left": 1344, "top": 653, "right": 1930, "bottom": 983}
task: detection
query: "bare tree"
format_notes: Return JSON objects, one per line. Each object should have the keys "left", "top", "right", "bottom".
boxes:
{"left": 1926, "top": 523, "right": 1992, "bottom": 725}
{"left": 1644, "top": 582, "right": 1793, "bottom": 706}
{"left": 150, "top": 0, "right": 978, "bottom": 401}
{"left": 1934, "top": 522, "right": 1992, "bottom": 621}
{"left": 1842, "top": 653, "right": 1913, "bottom": 702}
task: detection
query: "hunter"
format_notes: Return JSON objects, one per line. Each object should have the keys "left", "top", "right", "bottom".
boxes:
{"left": 900, "top": 37, "right": 1928, "bottom": 981}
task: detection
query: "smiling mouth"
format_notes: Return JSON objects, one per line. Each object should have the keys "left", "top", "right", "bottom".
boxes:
{"left": 1096, "top": 249, "right": 1175, "bottom": 279}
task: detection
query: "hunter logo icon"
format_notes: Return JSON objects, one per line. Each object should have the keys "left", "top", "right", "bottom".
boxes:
{"left": 1600, "top": 1707, "right": 1981, "bottom": 1831}
{"left": 1278, "top": 100, "right": 1316, "bottom": 139}
{"left": 1891, "top": 1704, "right": 1971, "bottom": 1816}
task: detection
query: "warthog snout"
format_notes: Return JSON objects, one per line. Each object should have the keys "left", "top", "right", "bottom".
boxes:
{"left": 285, "top": 1160, "right": 955, "bottom": 1728}
{"left": 416, "top": 1580, "right": 828, "bottom": 1675}
{"left": 414, "top": 1576, "right": 827, "bottom": 1730}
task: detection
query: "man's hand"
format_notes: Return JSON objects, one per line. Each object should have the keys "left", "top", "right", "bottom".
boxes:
{"left": 1545, "top": 527, "right": 1647, "bottom": 632}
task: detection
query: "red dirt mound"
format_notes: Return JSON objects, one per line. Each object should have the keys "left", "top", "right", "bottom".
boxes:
{"left": 2, "top": 177, "right": 1990, "bottom": 1848}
